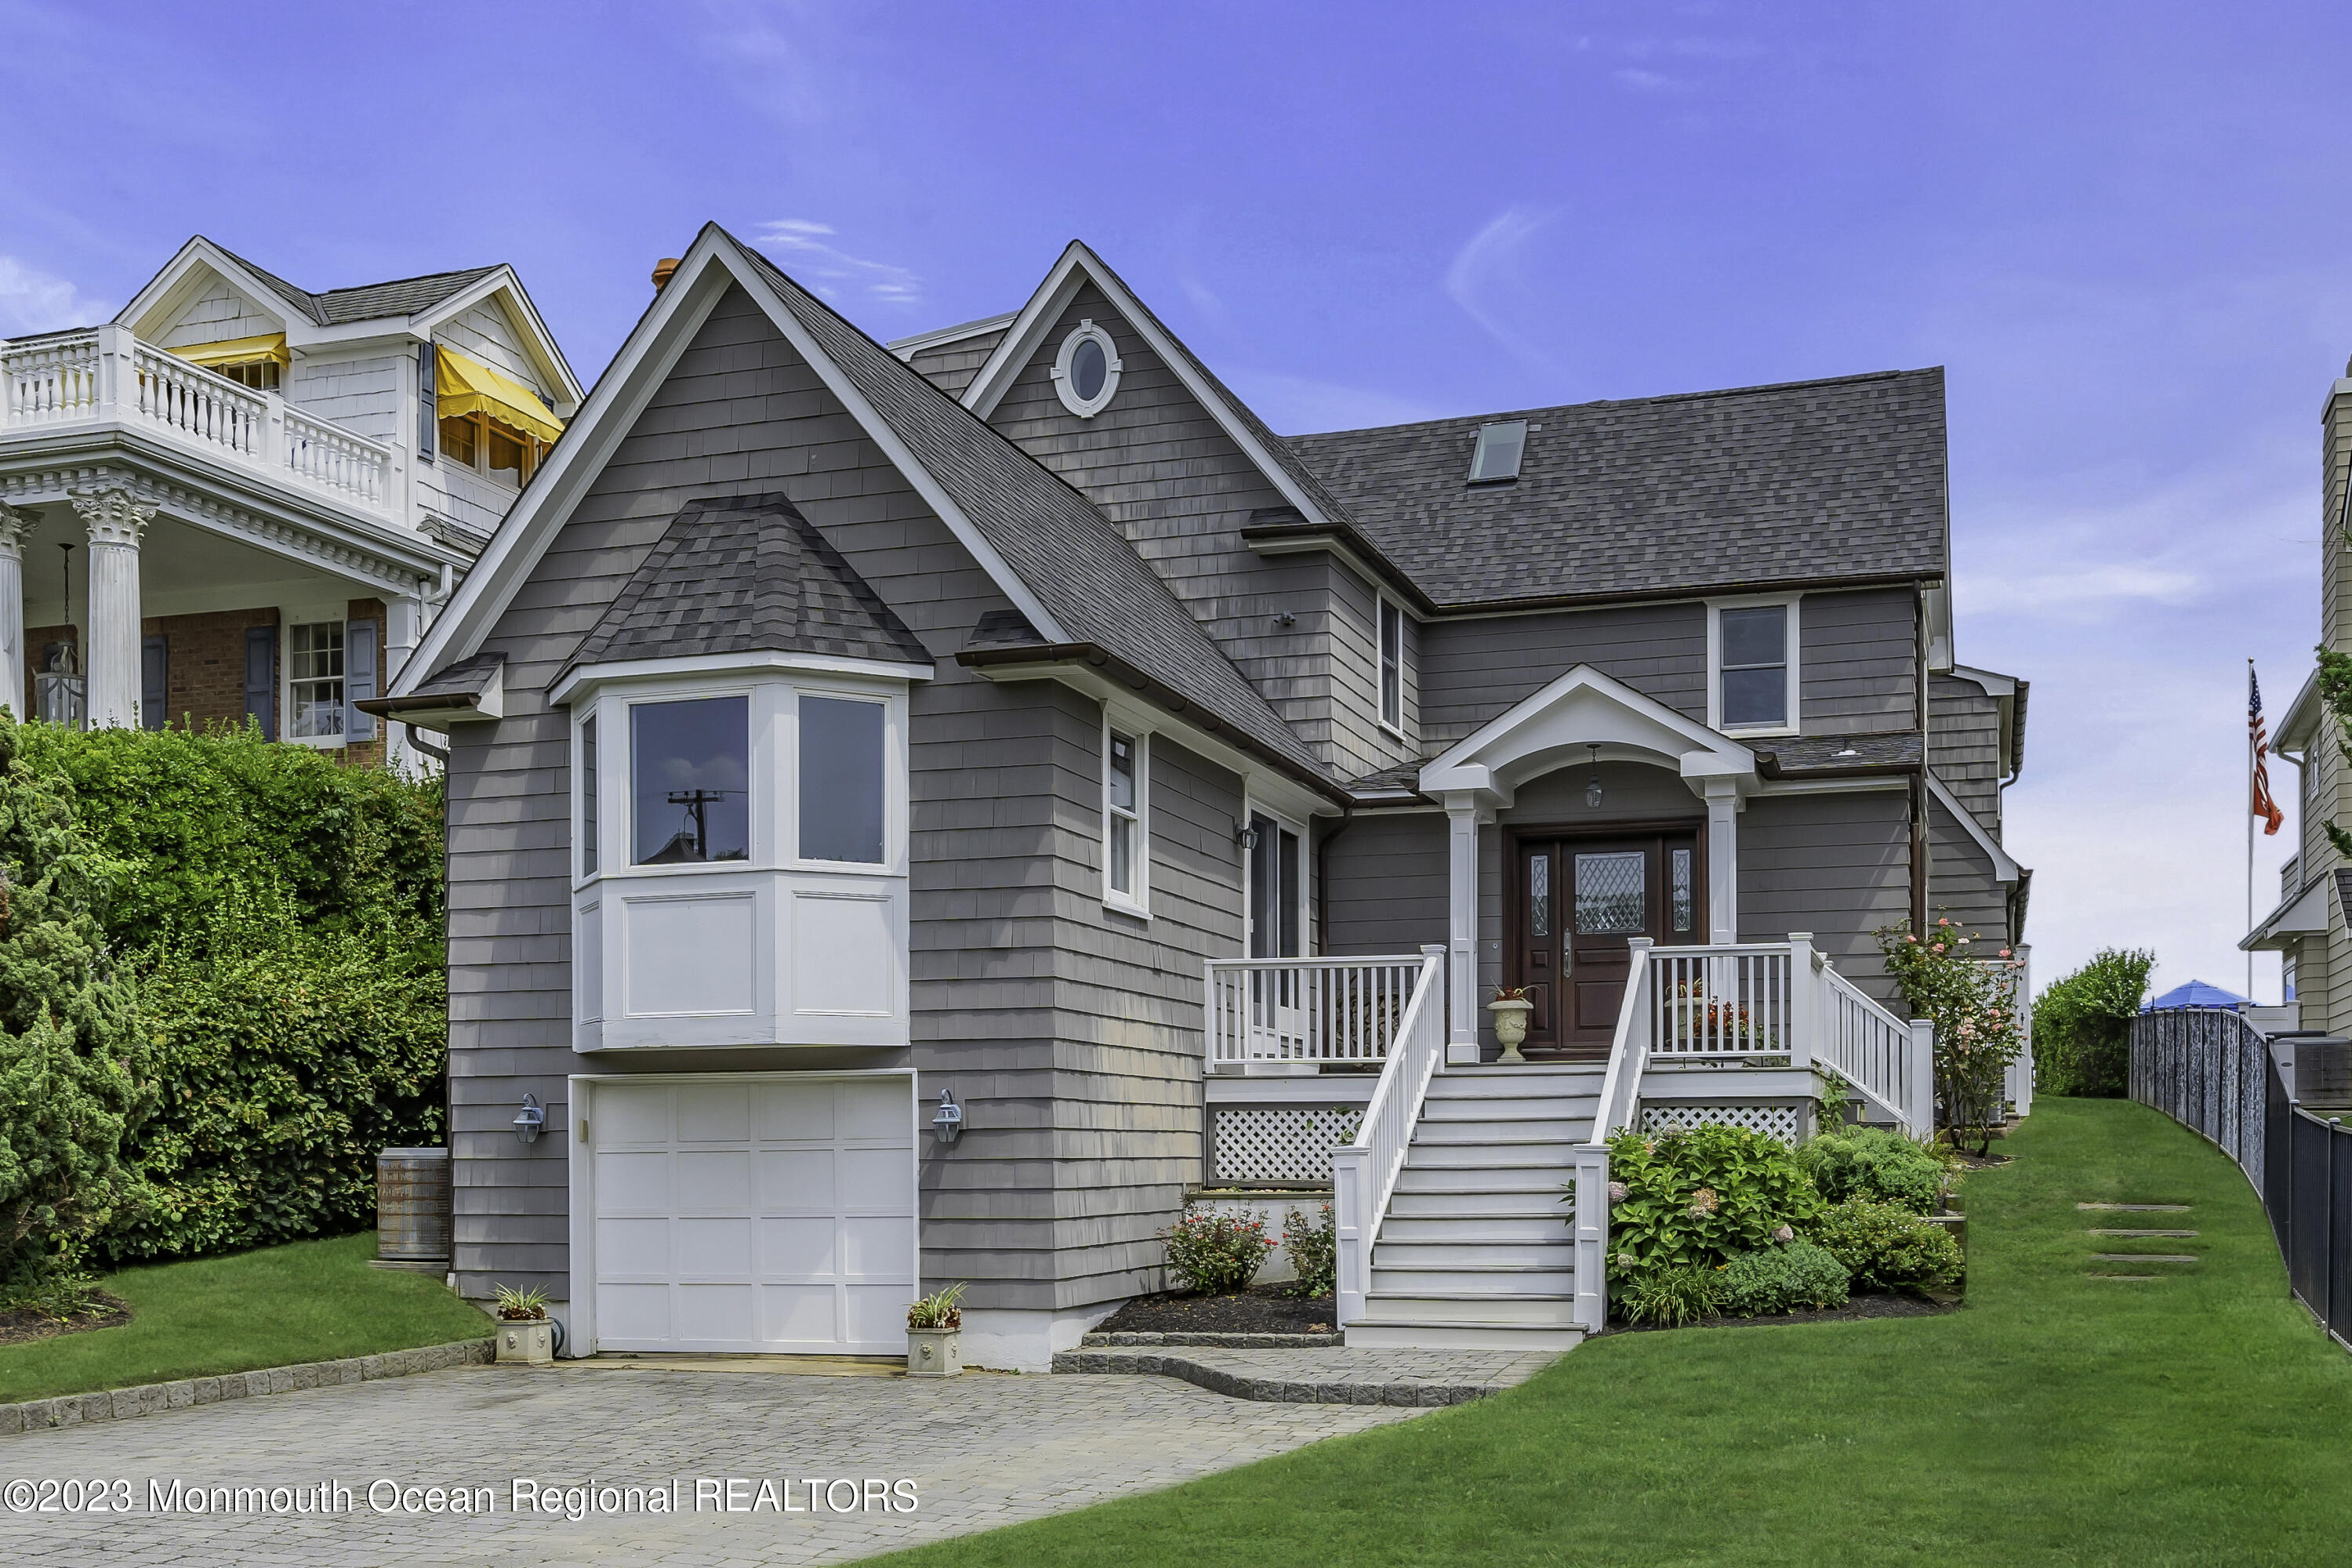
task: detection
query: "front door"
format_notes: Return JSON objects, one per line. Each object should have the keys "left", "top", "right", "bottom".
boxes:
{"left": 1511, "top": 833, "right": 1703, "bottom": 1058}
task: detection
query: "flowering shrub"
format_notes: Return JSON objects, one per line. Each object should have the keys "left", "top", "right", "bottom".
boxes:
{"left": 1162, "top": 1210, "right": 1276, "bottom": 1295}
{"left": 1664, "top": 983, "right": 1772, "bottom": 1047}
{"left": 1878, "top": 916, "right": 2026, "bottom": 1154}
{"left": 1282, "top": 1204, "right": 1336, "bottom": 1299}
{"left": 1602, "top": 1125, "right": 1823, "bottom": 1304}
{"left": 1795, "top": 1125, "right": 1951, "bottom": 1214}
{"left": 1718, "top": 1240, "right": 1851, "bottom": 1315}
{"left": 1809, "top": 1198, "right": 1962, "bottom": 1294}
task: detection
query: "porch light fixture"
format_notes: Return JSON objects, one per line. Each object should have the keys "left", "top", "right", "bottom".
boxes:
{"left": 931, "top": 1089, "right": 964, "bottom": 1146}
{"left": 1584, "top": 745, "right": 1604, "bottom": 810}
{"left": 512, "top": 1093, "right": 546, "bottom": 1145}
{"left": 1235, "top": 821, "right": 1260, "bottom": 851}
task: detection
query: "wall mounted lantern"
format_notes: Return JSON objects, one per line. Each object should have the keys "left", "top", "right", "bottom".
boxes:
{"left": 1235, "top": 821, "right": 1261, "bottom": 851}
{"left": 931, "top": 1089, "right": 964, "bottom": 1146}
{"left": 513, "top": 1093, "right": 546, "bottom": 1145}
{"left": 1584, "top": 745, "right": 1605, "bottom": 810}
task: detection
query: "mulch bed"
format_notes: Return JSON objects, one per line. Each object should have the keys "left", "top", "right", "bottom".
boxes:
{"left": 1606, "top": 1290, "right": 1961, "bottom": 1335}
{"left": 1098, "top": 1283, "right": 1336, "bottom": 1336}
{"left": 0, "top": 1292, "right": 132, "bottom": 1348}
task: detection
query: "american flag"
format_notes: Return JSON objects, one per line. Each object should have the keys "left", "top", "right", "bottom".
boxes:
{"left": 2252, "top": 666, "right": 2285, "bottom": 837}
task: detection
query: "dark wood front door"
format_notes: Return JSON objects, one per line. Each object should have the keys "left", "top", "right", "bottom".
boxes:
{"left": 1511, "top": 831, "right": 1704, "bottom": 1058}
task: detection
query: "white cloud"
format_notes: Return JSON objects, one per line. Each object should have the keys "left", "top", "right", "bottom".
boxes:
{"left": 0, "top": 256, "right": 103, "bottom": 336}
{"left": 1444, "top": 207, "right": 1564, "bottom": 372}
{"left": 749, "top": 219, "right": 922, "bottom": 309}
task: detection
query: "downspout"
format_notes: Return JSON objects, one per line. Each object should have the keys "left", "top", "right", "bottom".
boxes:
{"left": 405, "top": 720, "right": 451, "bottom": 767}
{"left": 1911, "top": 585, "right": 1931, "bottom": 935}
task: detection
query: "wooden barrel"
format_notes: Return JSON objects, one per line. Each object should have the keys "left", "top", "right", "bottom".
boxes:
{"left": 376, "top": 1148, "right": 452, "bottom": 1268}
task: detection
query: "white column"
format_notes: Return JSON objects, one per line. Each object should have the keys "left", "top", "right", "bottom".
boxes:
{"left": 1704, "top": 779, "right": 1740, "bottom": 945}
{"left": 383, "top": 590, "right": 428, "bottom": 774}
{"left": 0, "top": 503, "right": 27, "bottom": 721}
{"left": 1444, "top": 793, "right": 1490, "bottom": 1065}
{"left": 71, "top": 488, "right": 154, "bottom": 729}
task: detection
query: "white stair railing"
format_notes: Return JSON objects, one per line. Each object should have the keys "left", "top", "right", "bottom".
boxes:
{"left": 1815, "top": 960, "right": 1934, "bottom": 1134}
{"left": 1330, "top": 946, "right": 1447, "bottom": 1326}
{"left": 1566, "top": 935, "right": 1657, "bottom": 1334}
{"left": 1205, "top": 954, "right": 1426, "bottom": 1069}
{"left": 1648, "top": 942, "right": 1796, "bottom": 1058}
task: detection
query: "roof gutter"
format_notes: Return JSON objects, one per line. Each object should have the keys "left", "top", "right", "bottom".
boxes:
{"left": 1427, "top": 570, "right": 1941, "bottom": 620}
{"left": 957, "top": 641, "right": 1353, "bottom": 808}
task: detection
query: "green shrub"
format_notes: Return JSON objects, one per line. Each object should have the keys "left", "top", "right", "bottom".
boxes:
{"left": 1809, "top": 1198, "right": 1963, "bottom": 1294}
{"left": 2033, "top": 948, "right": 2154, "bottom": 1099}
{"left": 0, "top": 713, "right": 151, "bottom": 1287}
{"left": 1283, "top": 1203, "right": 1336, "bottom": 1299}
{"left": 99, "top": 890, "right": 445, "bottom": 1264}
{"left": 1163, "top": 1210, "right": 1276, "bottom": 1294}
{"left": 1604, "top": 1124, "right": 1824, "bottom": 1297}
{"left": 1795, "top": 1125, "right": 1950, "bottom": 1214}
{"left": 1718, "top": 1240, "right": 1852, "bottom": 1316}
{"left": 1624, "top": 1263, "right": 1723, "bottom": 1327}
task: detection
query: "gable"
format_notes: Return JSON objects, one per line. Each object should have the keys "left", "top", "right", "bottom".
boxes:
{"left": 437, "top": 296, "right": 540, "bottom": 390}
{"left": 153, "top": 270, "right": 286, "bottom": 349}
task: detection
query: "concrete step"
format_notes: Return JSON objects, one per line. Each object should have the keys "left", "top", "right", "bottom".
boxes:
{"left": 1344, "top": 1320, "right": 1588, "bottom": 1352}
{"left": 1413, "top": 1119, "right": 1589, "bottom": 1145}
{"left": 1388, "top": 1187, "right": 1566, "bottom": 1216}
{"left": 1370, "top": 1265, "right": 1577, "bottom": 1297}
{"left": 1376, "top": 1212, "right": 1568, "bottom": 1242}
{"left": 1399, "top": 1144, "right": 1580, "bottom": 1171}
{"left": 1356, "top": 1291, "right": 1578, "bottom": 1327}
{"left": 1371, "top": 1238, "right": 1577, "bottom": 1269}
{"left": 1392, "top": 1164, "right": 1570, "bottom": 1195}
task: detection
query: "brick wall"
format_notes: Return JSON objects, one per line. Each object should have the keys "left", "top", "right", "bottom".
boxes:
{"left": 140, "top": 606, "right": 279, "bottom": 731}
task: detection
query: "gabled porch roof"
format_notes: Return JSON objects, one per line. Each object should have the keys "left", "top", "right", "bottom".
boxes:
{"left": 1417, "top": 662, "right": 1756, "bottom": 806}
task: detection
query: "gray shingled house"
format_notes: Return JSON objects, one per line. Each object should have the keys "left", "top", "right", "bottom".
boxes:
{"left": 372, "top": 224, "right": 2030, "bottom": 1366}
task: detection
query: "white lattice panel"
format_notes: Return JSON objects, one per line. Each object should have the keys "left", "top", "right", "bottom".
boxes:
{"left": 1641, "top": 1103, "right": 1801, "bottom": 1145}
{"left": 1213, "top": 1106, "right": 1365, "bottom": 1184}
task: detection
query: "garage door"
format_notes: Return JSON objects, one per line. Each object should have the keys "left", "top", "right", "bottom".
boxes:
{"left": 583, "top": 1075, "right": 915, "bottom": 1355}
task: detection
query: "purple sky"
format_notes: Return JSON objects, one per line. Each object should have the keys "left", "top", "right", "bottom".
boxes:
{"left": 5, "top": 1, "right": 2343, "bottom": 1001}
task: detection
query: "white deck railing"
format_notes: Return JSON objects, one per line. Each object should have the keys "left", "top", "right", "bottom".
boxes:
{"left": 1649, "top": 942, "right": 1795, "bottom": 1058}
{"left": 1330, "top": 946, "right": 1446, "bottom": 1326}
{"left": 1205, "top": 954, "right": 1428, "bottom": 1069}
{"left": 1, "top": 325, "right": 394, "bottom": 516}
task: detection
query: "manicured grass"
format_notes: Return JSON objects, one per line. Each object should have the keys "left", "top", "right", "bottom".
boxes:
{"left": 0, "top": 1232, "right": 492, "bottom": 1403}
{"left": 878, "top": 1099, "right": 2352, "bottom": 1567}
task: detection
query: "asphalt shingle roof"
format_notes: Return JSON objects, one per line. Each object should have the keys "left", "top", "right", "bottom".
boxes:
{"left": 559, "top": 494, "right": 931, "bottom": 683}
{"left": 208, "top": 239, "right": 499, "bottom": 326}
{"left": 1751, "top": 731, "right": 1924, "bottom": 777}
{"left": 1282, "top": 369, "right": 1950, "bottom": 609}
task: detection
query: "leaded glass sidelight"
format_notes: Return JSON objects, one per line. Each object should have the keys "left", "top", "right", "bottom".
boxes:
{"left": 1574, "top": 851, "right": 1646, "bottom": 934}
{"left": 1671, "top": 848, "right": 1693, "bottom": 933}
{"left": 1529, "top": 851, "right": 1551, "bottom": 938}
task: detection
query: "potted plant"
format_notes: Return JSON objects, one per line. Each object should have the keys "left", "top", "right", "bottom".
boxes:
{"left": 906, "top": 1283, "right": 965, "bottom": 1377}
{"left": 1488, "top": 985, "right": 1535, "bottom": 1064}
{"left": 493, "top": 1284, "right": 556, "bottom": 1366}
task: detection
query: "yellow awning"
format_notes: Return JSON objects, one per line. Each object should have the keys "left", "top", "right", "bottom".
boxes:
{"left": 169, "top": 332, "right": 289, "bottom": 369}
{"left": 434, "top": 345, "right": 563, "bottom": 445}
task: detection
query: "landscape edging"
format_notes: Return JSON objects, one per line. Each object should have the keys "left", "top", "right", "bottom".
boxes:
{"left": 0, "top": 1338, "right": 494, "bottom": 1437}
{"left": 1053, "top": 1347, "right": 1493, "bottom": 1406}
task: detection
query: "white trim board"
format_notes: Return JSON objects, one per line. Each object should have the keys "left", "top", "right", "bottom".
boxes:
{"left": 1926, "top": 773, "right": 2020, "bottom": 884}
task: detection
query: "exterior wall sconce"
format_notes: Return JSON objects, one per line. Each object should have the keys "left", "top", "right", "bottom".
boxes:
{"left": 1235, "top": 822, "right": 1260, "bottom": 851}
{"left": 931, "top": 1089, "right": 964, "bottom": 1145}
{"left": 513, "top": 1093, "right": 546, "bottom": 1145}
{"left": 1584, "top": 745, "right": 1604, "bottom": 810}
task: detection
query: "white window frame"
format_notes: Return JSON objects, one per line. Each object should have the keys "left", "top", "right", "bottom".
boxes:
{"left": 279, "top": 604, "right": 349, "bottom": 749}
{"left": 1240, "top": 796, "right": 1312, "bottom": 960}
{"left": 1706, "top": 593, "right": 1802, "bottom": 738}
{"left": 1051, "top": 319, "right": 1123, "bottom": 419}
{"left": 1102, "top": 713, "right": 1149, "bottom": 916}
{"left": 1377, "top": 594, "right": 1406, "bottom": 739}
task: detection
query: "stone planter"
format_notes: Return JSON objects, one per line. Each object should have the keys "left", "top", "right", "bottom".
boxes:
{"left": 906, "top": 1327, "right": 962, "bottom": 1377}
{"left": 495, "top": 1318, "right": 554, "bottom": 1366}
{"left": 1487, "top": 998, "right": 1534, "bottom": 1065}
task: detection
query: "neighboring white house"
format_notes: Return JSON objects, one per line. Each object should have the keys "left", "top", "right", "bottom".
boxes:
{"left": 0, "top": 236, "right": 580, "bottom": 767}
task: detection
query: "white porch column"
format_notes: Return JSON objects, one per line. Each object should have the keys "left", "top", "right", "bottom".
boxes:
{"left": 71, "top": 488, "right": 154, "bottom": 729}
{"left": 1703, "top": 778, "right": 1740, "bottom": 945}
{"left": 383, "top": 591, "right": 428, "bottom": 774}
{"left": 0, "top": 503, "right": 27, "bottom": 721}
{"left": 1443, "top": 792, "right": 1492, "bottom": 1065}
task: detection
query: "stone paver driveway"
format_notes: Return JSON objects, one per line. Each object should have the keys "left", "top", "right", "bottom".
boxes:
{"left": 0, "top": 1363, "right": 1425, "bottom": 1566}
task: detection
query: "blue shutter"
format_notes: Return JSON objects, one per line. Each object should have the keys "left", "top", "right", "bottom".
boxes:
{"left": 346, "top": 618, "right": 378, "bottom": 742}
{"left": 243, "top": 625, "right": 277, "bottom": 740}
{"left": 141, "top": 634, "right": 168, "bottom": 731}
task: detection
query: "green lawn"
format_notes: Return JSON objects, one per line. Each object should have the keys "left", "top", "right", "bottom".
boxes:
{"left": 878, "top": 1099, "right": 2352, "bottom": 1568}
{"left": 0, "top": 1231, "right": 492, "bottom": 1403}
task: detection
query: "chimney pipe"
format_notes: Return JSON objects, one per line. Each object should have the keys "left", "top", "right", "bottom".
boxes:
{"left": 651, "top": 258, "right": 681, "bottom": 294}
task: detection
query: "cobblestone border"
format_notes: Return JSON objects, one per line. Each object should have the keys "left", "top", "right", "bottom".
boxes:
{"left": 0, "top": 1339, "right": 493, "bottom": 1437}
{"left": 1053, "top": 1348, "right": 1497, "bottom": 1406}
{"left": 1081, "top": 1331, "right": 1342, "bottom": 1348}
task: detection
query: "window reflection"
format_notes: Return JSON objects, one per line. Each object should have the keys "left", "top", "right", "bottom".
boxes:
{"left": 633, "top": 697, "right": 750, "bottom": 864}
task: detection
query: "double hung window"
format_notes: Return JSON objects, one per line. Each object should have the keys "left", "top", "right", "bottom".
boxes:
{"left": 1105, "top": 727, "right": 1146, "bottom": 909}
{"left": 1714, "top": 601, "right": 1797, "bottom": 732}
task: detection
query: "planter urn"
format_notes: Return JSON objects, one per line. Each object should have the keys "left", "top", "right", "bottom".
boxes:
{"left": 497, "top": 1318, "right": 555, "bottom": 1366}
{"left": 906, "top": 1327, "right": 962, "bottom": 1377}
{"left": 1488, "top": 998, "right": 1535, "bottom": 1065}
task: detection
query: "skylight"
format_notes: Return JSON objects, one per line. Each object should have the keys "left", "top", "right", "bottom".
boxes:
{"left": 1468, "top": 420, "right": 1527, "bottom": 484}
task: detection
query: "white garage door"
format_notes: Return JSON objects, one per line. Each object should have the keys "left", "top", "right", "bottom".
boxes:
{"left": 583, "top": 1075, "right": 915, "bottom": 1355}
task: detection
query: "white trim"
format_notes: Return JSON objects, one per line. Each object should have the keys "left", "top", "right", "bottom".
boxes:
{"left": 1240, "top": 795, "right": 1312, "bottom": 963}
{"left": 1419, "top": 661, "right": 1756, "bottom": 806}
{"left": 1051, "top": 319, "right": 1123, "bottom": 419}
{"left": 2244, "top": 876, "right": 2330, "bottom": 951}
{"left": 1926, "top": 773, "right": 2020, "bottom": 884}
{"left": 1707, "top": 593, "right": 1801, "bottom": 738}
{"left": 552, "top": 648, "right": 934, "bottom": 706}
{"left": 408, "top": 267, "right": 585, "bottom": 412}
{"left": 2277, "top": 667, "right": 2321, "bottom": 754}
{"left": 1945, "top": 663, "right": 2016, "bottom": 699}
{"left": 1103, "top": 717, "right": 1149, "bottom": 916}
{"left": 1751, "top": 775, "right": 1911, "bottom": 797}
{"left": 280, "top": 603, "right": 350, "bottom": 748}
{"left": 885, "top": 311, "right": 1020, "bottom": 361}
{"left": 960, "top": 242, "right": 1343, "bottom": 533}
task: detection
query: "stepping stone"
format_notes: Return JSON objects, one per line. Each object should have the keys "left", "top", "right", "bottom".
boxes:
{"left": 2091, "top": 1254, "right": 2196, "bottom": 1263}
{"left": 2078, "top": 1203, "right": 2190, "bottom": 1212}
{"left": 2087, "top": 1229, "right": 2196, "bottom": 1238}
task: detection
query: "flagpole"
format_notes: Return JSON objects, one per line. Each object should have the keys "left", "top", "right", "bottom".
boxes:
{"left": 2249, "top": 657, "right": 2257, "bottom": 1003}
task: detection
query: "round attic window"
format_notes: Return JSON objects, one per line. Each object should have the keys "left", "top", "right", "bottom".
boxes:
{"left": 1053, "top": 321, "right": 1122, "bottom": 418}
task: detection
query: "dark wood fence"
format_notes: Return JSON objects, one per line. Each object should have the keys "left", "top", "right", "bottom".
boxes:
{"left": 2130, "top": 1010, "right": 2351, "bottom": 1347}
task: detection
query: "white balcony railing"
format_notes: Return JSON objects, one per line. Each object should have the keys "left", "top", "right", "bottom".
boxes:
{"left": 1330, "top": 946, "right": 1447, "bottom": 1326}
{"left": 1205, "top": 954, "right": 1429, "bottom": 1069}
{"left": 1, "top": 326, "right": 393, "bottom": 516}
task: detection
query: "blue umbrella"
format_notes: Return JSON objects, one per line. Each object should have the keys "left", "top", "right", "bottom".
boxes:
{"left": 2142, "top": 979, "right": 2250, "bottom": 1013}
